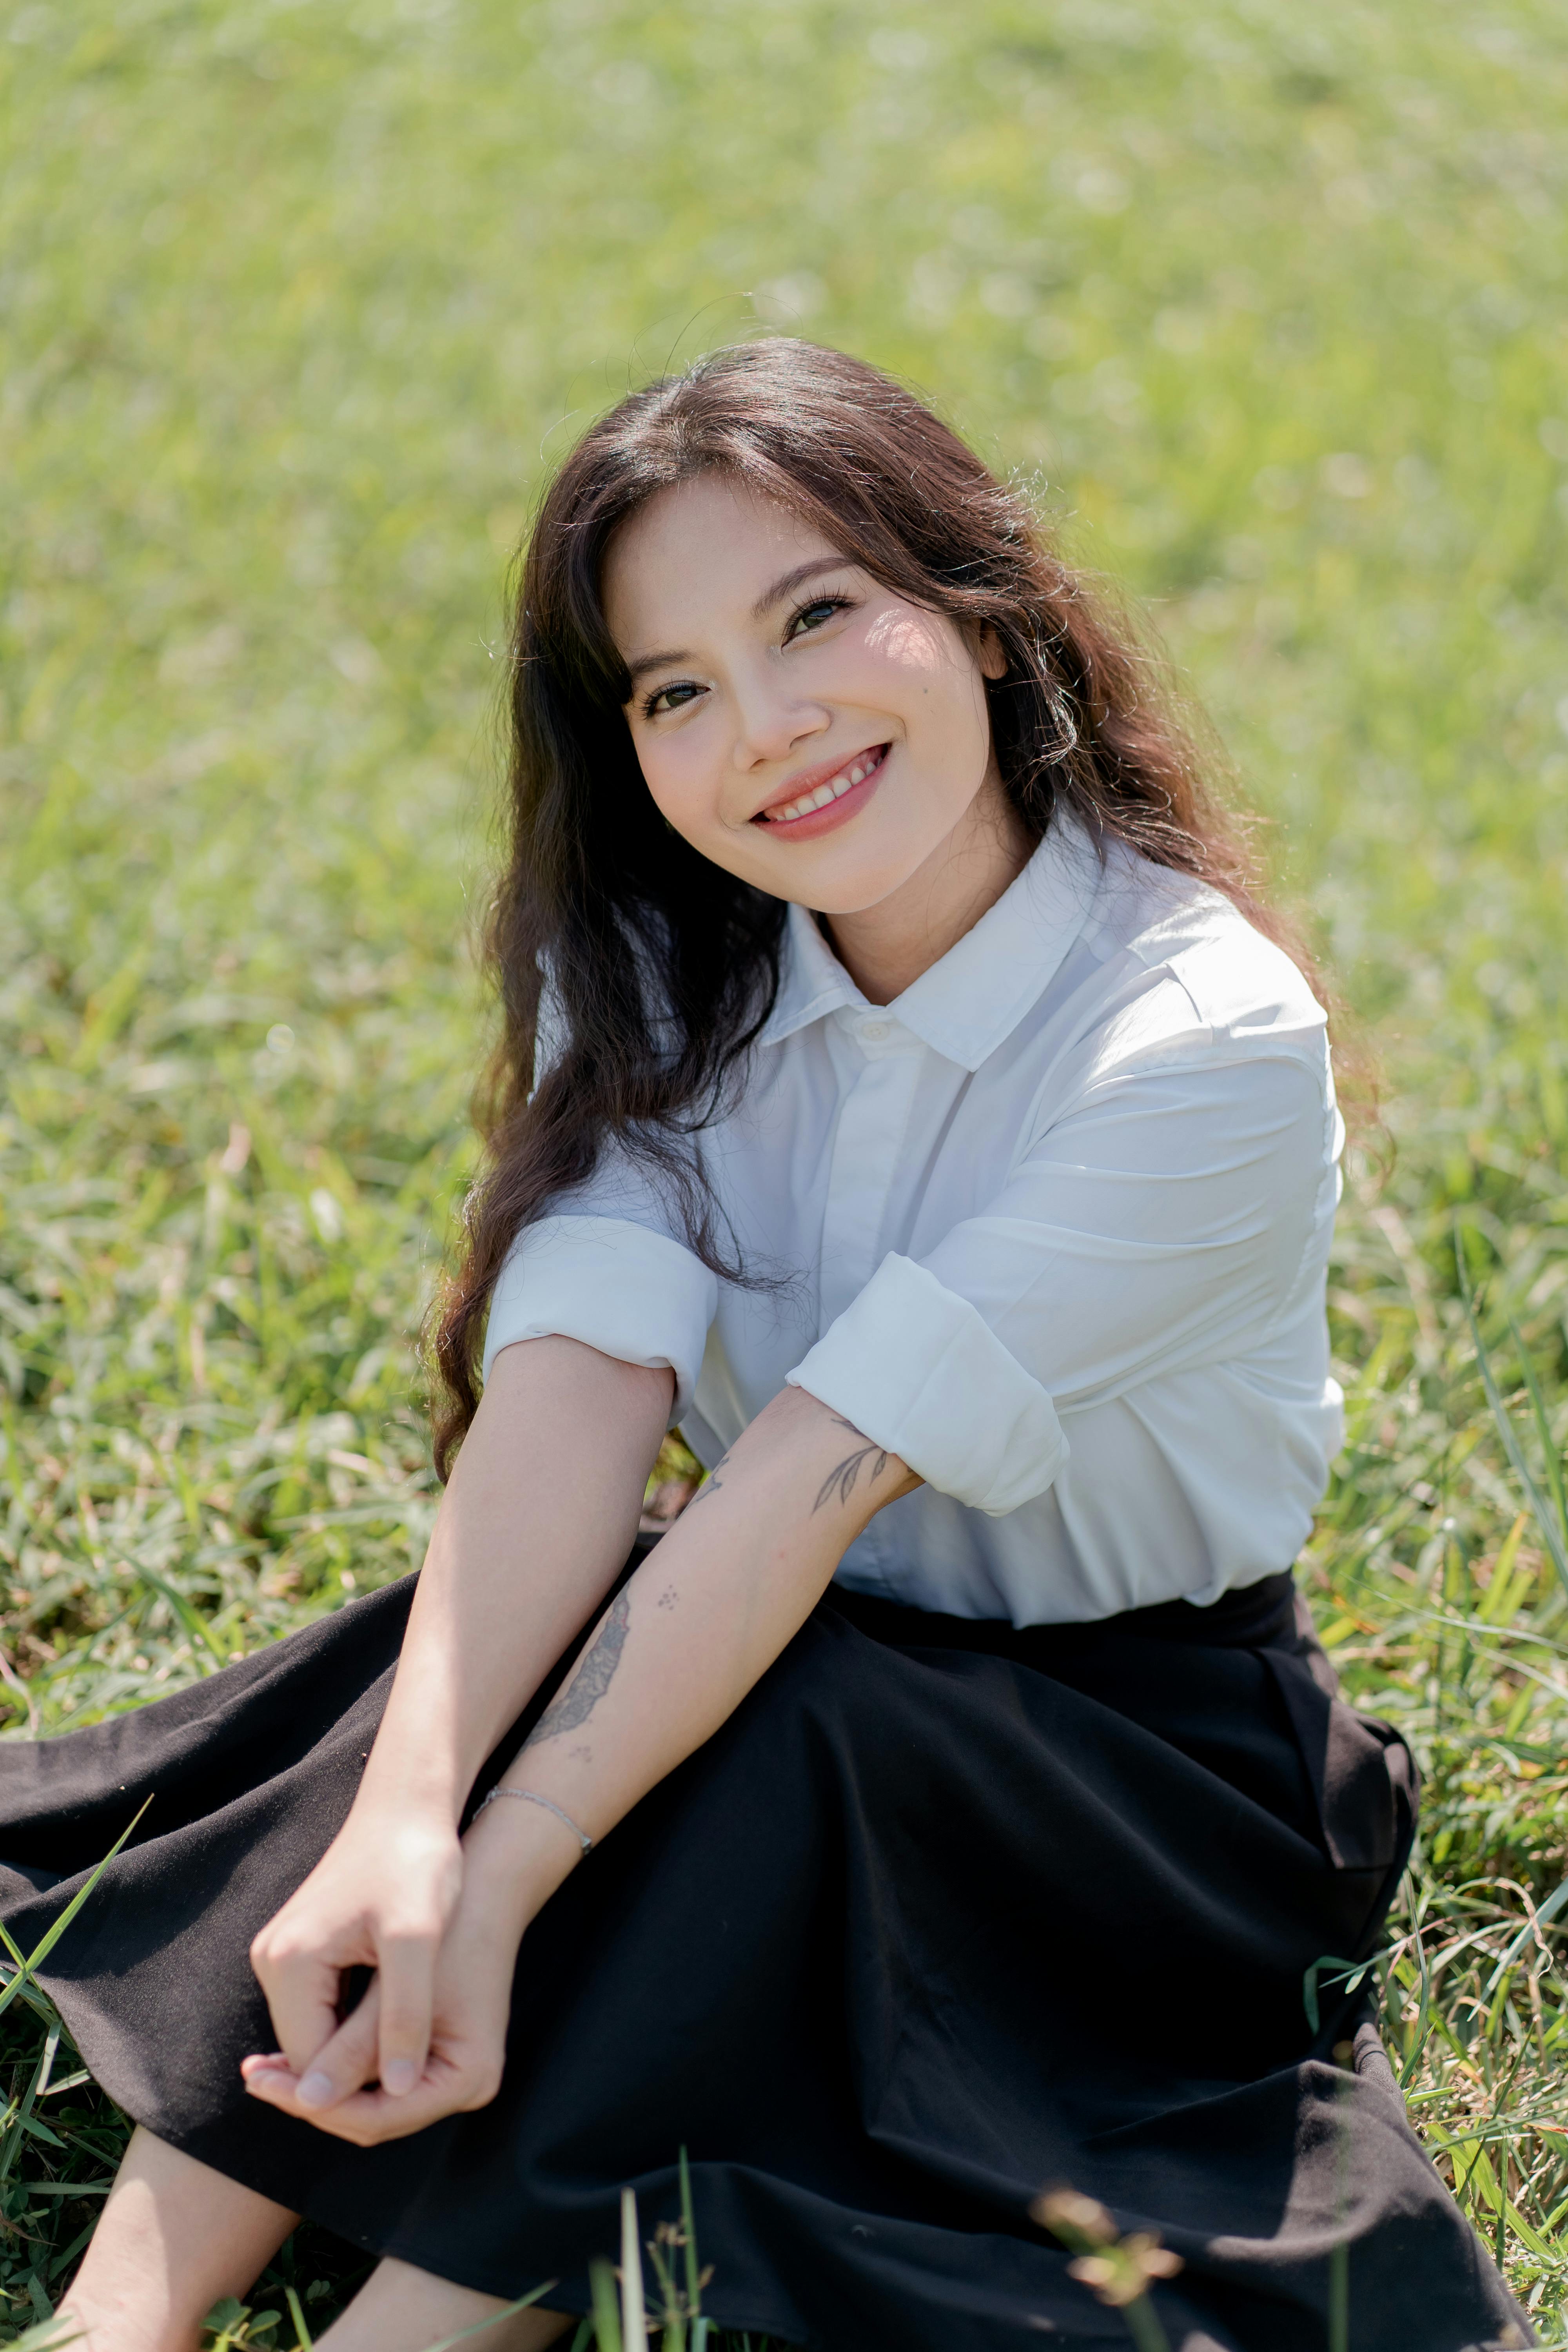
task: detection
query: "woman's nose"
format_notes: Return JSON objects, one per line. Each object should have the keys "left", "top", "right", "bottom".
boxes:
{"left": 729, "top": 669, "right": 829, "bottom": 769}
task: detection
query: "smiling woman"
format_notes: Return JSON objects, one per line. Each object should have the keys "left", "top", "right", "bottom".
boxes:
{"left": 0, "top": 343, "right": 1529, "bottom": 2352}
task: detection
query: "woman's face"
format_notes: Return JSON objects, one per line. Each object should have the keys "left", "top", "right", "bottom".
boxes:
{"left": 604, "top": 474, "right": 1009, "bottom": 916}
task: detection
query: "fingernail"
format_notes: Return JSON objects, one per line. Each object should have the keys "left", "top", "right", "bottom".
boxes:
{"left": 297, "top": 2070, "right": 336, "bottom": 2110}
{"left": 382, "top": 2058, "right": 417, "bottom": 2096}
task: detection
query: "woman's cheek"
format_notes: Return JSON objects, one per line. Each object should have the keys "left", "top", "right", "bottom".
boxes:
{"left": 860, "top": 608, "right": 952, "bottom": 681}
{"left": 642, "top": 759, "right": 723, "bottom": 851}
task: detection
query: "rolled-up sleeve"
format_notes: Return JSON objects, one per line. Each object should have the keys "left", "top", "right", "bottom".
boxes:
{"left": 787, "top": 1048, "right": 1332, "bottom": 1515}
{"left": 786, "top": 1253, "right": 1067, "bottom": 1514}
{"left": 483, "top": 1214, "right": 718, "bottom": 1423}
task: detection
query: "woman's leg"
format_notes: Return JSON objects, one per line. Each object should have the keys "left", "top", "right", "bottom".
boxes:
{"left": 61, "top": 2127, "right": 573, "bottom": 2352}
{"left": 58, "top": 2126, "right": 298, "bottom": 2352}
{"left": 316, "top": 2259, "right": 572, "bottom": 2352}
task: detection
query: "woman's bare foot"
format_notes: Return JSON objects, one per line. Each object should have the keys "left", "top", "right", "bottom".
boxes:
{"left": 316, "top": 2256, "right": 572, "bottom": 2351}
{"left": 58, "top": 2125, "right": 298, "bottom": 2352}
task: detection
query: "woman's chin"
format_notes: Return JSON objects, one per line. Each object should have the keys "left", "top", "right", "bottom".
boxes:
{"left": 764, "top": 866, "right": 918, "bottom": 918}
{"left": 751, "top": 826, "right": 945, "bottom": 918}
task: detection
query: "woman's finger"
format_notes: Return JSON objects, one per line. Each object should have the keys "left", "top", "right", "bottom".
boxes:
{"left": 248, "top": 1933, "right": 348, "bottom": 2078}
{"left": 371, "top": 1929, "right": 439, "bottom": 2098}
{"left": 242, "top": 2060, "right": 389, "bottom": 2145}
{"left": 241, "top": 2045, "right": 492, "bottom": 2147}
{"left": 278, "top": 1976, "right": 382, "bottom": 2112}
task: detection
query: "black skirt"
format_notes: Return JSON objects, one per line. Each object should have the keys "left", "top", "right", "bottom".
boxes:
{"left": 0, "top": 1561, "right": 1528, "bottom": 2352}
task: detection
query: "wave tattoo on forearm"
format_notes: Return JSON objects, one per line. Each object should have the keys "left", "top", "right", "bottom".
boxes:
{"left": 813, "top": 1420, "right": 891, "bottom": 1514}
{"left": 525, "top": 1589, "right": 631, "bottom": 1746}
{"left": 686, "top": 1459, "right": 729, "bottom": 1506}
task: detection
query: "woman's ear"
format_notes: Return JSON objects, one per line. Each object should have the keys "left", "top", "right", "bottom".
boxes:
{"left": 977, "top": 626, "right": 1009, "bottom": 681}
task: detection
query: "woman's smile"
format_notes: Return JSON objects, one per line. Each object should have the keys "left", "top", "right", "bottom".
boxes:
{"left": 752, "top": 742, "right": 890, "bottom": 836}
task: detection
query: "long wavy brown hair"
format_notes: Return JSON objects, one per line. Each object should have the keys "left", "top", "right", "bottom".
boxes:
{"left": 429, "top": 338, "right": 1319, "bottom": 1476}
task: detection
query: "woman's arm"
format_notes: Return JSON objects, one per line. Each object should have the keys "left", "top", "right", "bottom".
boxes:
{"left": 244, "top": 1377, "right": 915, "bottom": 2141}
{"left": 246, "top": 1335, "right": 674, "bottom": 2105}
{"left": 469, "top": 1378, "right": 917, "bottom": 1864}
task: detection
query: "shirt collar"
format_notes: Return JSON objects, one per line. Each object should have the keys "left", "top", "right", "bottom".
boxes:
{"left": 757, "top": 811, "right": 1103, "bottom": 1071}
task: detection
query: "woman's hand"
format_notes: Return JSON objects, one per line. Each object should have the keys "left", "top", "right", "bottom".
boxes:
{"left": 246, "top": 1805, "right": 465, "bottom": 2112}
{"left": 241, "top": 1795, "right": 576, "bottom": 2145}
{"left": 241, "top": 1884, "right": 511, "bottom": 2148}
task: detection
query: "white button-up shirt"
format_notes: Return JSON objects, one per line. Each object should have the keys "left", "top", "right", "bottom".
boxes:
{"left": 484, "top": 815, "right": 1344, "bottom": 1626}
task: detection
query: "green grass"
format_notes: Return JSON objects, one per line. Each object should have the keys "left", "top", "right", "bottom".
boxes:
{"left": 1, "top": 0, "right": 1566, "bottom": 2339}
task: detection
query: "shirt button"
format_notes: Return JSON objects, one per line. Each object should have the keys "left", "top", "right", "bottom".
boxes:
{"left": 860, "top": 1020, "right": 890, "bottom": 1042}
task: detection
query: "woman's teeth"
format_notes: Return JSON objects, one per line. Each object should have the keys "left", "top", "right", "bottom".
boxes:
{"left": 764, "top": 750, "right": 882, "bottom": 824}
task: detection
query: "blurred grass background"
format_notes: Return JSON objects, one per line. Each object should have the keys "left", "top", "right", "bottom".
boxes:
{"left": 1, "top": 0, "right": 1566, "bottom": 2339}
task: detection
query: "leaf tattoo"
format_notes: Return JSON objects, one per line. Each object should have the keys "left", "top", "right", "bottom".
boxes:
{"left": 813, "top": 1420, "right": 890, "bottom": 1513}
{"left": 525, "top": 1589, "right": 631, "bottom": 1748}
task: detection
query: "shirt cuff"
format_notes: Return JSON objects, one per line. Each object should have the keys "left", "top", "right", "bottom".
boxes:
{"left": 482, "top": 1214, "right": 717, "bottom": 1424}
{"left": 784, "top": 1253, "right": 1068, "bottom": 1516}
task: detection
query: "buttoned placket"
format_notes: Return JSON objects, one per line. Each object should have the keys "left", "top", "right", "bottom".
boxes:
{"left": 816, "top": 1011, "right": 926, "bottom": 1337}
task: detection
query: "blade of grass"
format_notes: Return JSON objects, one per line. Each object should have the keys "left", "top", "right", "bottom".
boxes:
{"left": 1122, "top": 2293, "right": 1174, "bottom": 2352}
{"left": 1484, "top": 1881, "right": 1568, "bottom": 1996}
{"left": 47, "top": 2215, "right": 100, "bottom": 2284}
{"left": 1510, "top": 1310, "right": 1568, "bottom": 1550}
{"left": 136, "top": 1567, "right": 225, "bottom": 1672}
{"left": 0, "top": 1914, "right": 68, "bottom": 2024}
{"left": 621, "top": 2188, "right": 649, "bottom": 2352}
{"left": 0, "top": 1797, "right": 152, "bottom": 2021}
{"left": 1397, "top": 1944, "right": 1434, "bottom": 2091}
{"left": 419, "top": 2279, "right": 557, "bottom": 2352}
{"left": 1303, "top": 1953, "right": 1380, "bottom": 2034}
{"left": 0, "top": 2016, "right": 64, "bottom": 2189}
{"left": 3, "top": 2322, "right": 84, "bottom": 2351}
{"left": 590, "top": 2258, "right": 623, "bottom": 2352}
{"left": 1478, "top": 1512, "right": 1532, "bottom": 1626}
{"left": 1431, "top": 2131, "right": 1559, "bottom": 2263}
{"left": 1456, "top": 1244, "right": 1568, "bottom": 1596}
{"left": 678, "top": 2147, "right": 702, "bottom": 2321}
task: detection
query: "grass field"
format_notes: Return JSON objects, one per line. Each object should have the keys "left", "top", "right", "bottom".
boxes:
{"left": 2, "top": 0, "right": 1566, "bottom": 2340}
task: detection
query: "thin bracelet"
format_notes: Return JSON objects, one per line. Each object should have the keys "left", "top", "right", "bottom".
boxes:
{"left": 476, "top": 1785, "right": 593, "bottom": 1855}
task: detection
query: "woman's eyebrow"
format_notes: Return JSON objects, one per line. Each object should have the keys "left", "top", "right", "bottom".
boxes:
{"left": 624, "top": 645, "right": 690, "bottom": 687}
{"left": 751, "top": 555, "right": 853, "bottom": 621}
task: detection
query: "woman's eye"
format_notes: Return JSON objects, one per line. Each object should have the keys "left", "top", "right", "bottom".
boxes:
{"left": 644, "top": 681, "right": 702, "bottom": 718}
{"left": 785, "top": 597, "right": 851, "bottom": 642}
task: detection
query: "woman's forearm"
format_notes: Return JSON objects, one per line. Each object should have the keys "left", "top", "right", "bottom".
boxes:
{"left": 461, "top": 1384, "right": 918, "bottom": 1927}
{"left": 244, "top": 1375, "right": 915, "bottom": 2134}
{"left": 357, "top": 1336, "right": 674, "bottom": 1822}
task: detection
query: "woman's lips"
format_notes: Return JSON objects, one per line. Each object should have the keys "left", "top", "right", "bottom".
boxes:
{"left": 751, "top": 744, "right": 889, "bottom": 840}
